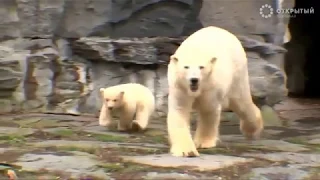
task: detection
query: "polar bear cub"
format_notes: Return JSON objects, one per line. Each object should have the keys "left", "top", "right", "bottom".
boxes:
{"left": 99, "top": 83, "right": 155, "bottom": 131}
{"left": 167, "top": 26, "right": 264, "bottom": 157}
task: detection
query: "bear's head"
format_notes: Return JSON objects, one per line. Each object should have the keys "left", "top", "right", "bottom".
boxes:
{"left": 100, "top": 88, "right": 125, "bottom": 111}
{"left": 169, "top": 55, "right": 216, "bottom": 95}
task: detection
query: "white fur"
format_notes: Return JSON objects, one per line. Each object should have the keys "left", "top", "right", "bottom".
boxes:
{"left": 99, "top": 83, "right": 155, "bottom": 131}
{"left": 167, "top": 26, "right": 264, "bottom": 157}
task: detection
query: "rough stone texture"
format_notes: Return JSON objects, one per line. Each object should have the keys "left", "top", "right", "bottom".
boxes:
{"left": 246, "top": 166, "right": 311, "bottom": 180}
{"left": 0, "top": 0, "right": 292, "bottom": 116}
{"left": 0, "top": 36, "right": 287, "bottom": 116}
{"left": 0, "top": 127, "right": 35, "bottom": 136}
{"left": 242, "top": 152, "right": 320, "bottom": 167}
{"left": 0, "top": 98, "right": 319, "bottom": 179}
{"left": 15, "top": 152, "right": 109, "bottom": 179}
{"left": 122, "top": 154, "right": 253, "bottom": 171}
{"left": 144, "top": 172, "right": 199, "bottom": 180}
{"left": 0, "top": 0, "right": 294, "bottom": 40}
{"left": 31, "top": 140, "right": 166, "bottom": 150}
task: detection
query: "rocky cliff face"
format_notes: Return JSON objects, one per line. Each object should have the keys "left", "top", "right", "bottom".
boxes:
{"left": 0, "top": 0, "right": 293, "bottom": 116}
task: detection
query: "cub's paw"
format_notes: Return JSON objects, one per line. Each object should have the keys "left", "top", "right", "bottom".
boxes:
{"left": 194, "top": 137, "right": 218, "bottom": 149}
{"left": 99, "top": 121, "right": 112, "bottom": 127}
{"left": 240, "top": 120, "right": 263, "bottom": 140}
{"left": 170, "top": 143, "right": 200, "bottom": 157}
{"left": 117, "top": 122, "right": 131, "bottom": 132}
{"left": 131, "top": 120, "right": 144, "bottom": 132}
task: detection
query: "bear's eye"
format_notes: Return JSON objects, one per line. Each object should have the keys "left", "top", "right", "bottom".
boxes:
{"left": 105, "top": 99, "right": 109, "bottom": 101}
{"left": 113, "top": 99, "right": 117, "bottom": 102}
{"left": 184, "top": 66, "right": 189, "bottom": 69}
{"left": 199, "top": 66, "right": 204, "bottom": 69}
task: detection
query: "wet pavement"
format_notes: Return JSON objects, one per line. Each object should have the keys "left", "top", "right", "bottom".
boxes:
{"left": 0, "top": 97, "right": 320, "bottom": 180}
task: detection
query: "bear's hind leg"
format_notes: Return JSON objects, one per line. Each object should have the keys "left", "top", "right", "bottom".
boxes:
{"left": 194, "top": 104, "right": 222, "bottom": 149}
{"left": 118, "top": 108, "right": 136, "bottom": 131}
{"left": 133, "top": 104, "right": 153, "bottom": 131}
{"left": 229, "top": 97, "right": 264, "bottom": 140}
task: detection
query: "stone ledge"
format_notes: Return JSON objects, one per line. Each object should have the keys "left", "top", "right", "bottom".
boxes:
{"left": 71, "top": 36, "right": 287, "bottom": 65}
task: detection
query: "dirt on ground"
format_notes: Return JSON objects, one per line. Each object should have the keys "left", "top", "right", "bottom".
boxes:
{"left": 0, "top": 98, "right": 320, "bottom": 180}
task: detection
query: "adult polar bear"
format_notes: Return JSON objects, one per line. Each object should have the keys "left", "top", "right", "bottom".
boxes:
{"left": 167, "top": 26, "right": 264, "bottom": 157}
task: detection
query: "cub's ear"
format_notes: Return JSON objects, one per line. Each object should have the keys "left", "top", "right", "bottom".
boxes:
{"left": 210, "top": 57, "right": 217, "bottom": 64}
{"left": 99, "top": 88, "right": 105, "bottom": 98}
{"left": 119, "top": 91, "right": 125, "bottom": 96}
{"left": 170, "top": 55, "right": 178, "bottom": 63}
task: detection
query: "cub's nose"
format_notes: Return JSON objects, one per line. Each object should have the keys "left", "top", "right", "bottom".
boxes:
{"left": 190, "top": 78, "right": 199, "bottom": 85}
{"left": 108, "top": 107, "right": 113, "bottom": 110}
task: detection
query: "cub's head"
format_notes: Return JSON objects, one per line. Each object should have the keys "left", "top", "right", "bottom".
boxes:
{"left": 169, "top": 55, "right": 216, "bottom": 94}
{"left": 100, "top": 88, "right": 125, "bottom": 110}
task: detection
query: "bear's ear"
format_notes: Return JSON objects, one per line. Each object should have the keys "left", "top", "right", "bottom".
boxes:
{"left": 210, "top": 57, "right": 217, "bottom": 64}
{"left": 119, "top": 91, "right": 125, "bottom": 97}
{"left": 99, "top": 88, "right": 105, "bottom": 98}
{"left": 170, "top": 55, "right": 178, "bottom": 63}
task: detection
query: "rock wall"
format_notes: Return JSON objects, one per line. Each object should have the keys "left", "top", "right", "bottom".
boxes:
{"left": 0, "top": 0, "right": 293, "bottom": 116}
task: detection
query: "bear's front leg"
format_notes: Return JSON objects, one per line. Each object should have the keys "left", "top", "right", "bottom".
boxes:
{"left": 194, "top": 104, "right": 222, "bottom": 149}
{"left": 99, "top": 103, "right": 112, "bottom": 127}
{"left": 168, "top": 108, "right": 199, "bottom": 157}
{"left": 167, "top": 92, "right": 199, "bottom": 157}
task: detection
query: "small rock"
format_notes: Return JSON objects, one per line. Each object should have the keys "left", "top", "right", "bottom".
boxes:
{"left": 144, "top": 172, "right": 198, "bottom": 180}
{"left": 0, "top": 147, "right": 14, "bottom": 154}
{"left": 31, "top": 140, "right": 165, "bottom": 150}
{"left": 14, "top": 152, "right": 109, "bottom": 179}
{"left": 22, "top": 100, "right": 43, "bottom": 111}
{"left": 250, "top": 140, "right": 309, "bottom": 152}
{"left": 244, "top": 166, "right": 310, "bottom": 180}
{"left": 263, "top": 129, "right": 283, "bottom": 136}
{"left": 122, "top": 154, "right": 253, "bottom": 171}
{"left": 83, "top": 126, "right": 130, "bottom": 137}
{"left": 31, "top": 140, "right": 103, "bottom": 149}
{"left": 0, "top": 127, "right": 35, "bottom": 136}
{"left": 0, "top": 99, "right": 13, "bottom": 113}
{"left": 307, "top": 138, "right": 320, "bottom": 145}
{"left": 219, "top": 137, "right": 307, "bottom": 153}
{"left": 220, "top": 135, "right": 246, "bottom": 142}
{"left": 242, "top": 152, "right": 320, "bottom": 166}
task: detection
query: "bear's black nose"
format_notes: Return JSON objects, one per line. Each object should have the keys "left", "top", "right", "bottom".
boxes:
{"left": 108, "top": 107, "right": 113, "bottom": 110}
{"left": 190, "top": 78, "right": 199, "bottom": 85}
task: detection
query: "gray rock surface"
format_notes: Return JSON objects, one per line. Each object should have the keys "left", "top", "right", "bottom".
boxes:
{"left": 31, "top": 139, "right": 166, "bottom": 150}
{"left": 144, "top": 172, "right": 199, "bottom": 180}
{"left": 0, "top": 0, "right": 291, "bottom": 115}
{"left": 0, "top": 0, "right": 294, "bottom": 40}
{"left": 242, "top": 152, "right": 320, "bottom": 166}
{"left": 0, "top": 127, "right": 35, "bottom": 136}
{"left": 122, "top": 154, "right": 253, "bottom": 171}
{"left": 15, "top": 152, "right": 109, "bottom": 179}
{"left": 0, "top": 35, "right": 287, "bottom": 115}
{"left": 246, "top": 166, "right": 310, "bottom": 180}
{"left": 0, "top": 99, "right": 319, "bottom": 179}
{"left": 249, "top": 140, "right": 309, "bottom": 152}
